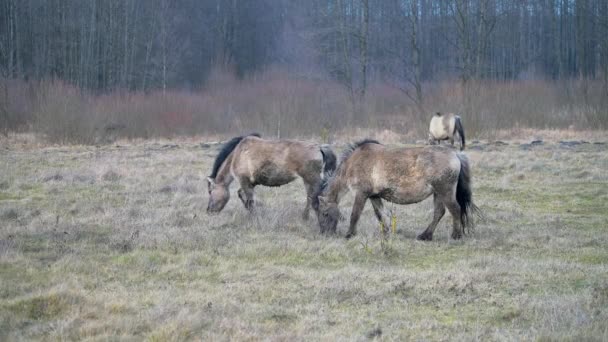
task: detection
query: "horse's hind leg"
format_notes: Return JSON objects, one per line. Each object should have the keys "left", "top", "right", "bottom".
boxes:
{"left": 445, "top": 199, "right": 463, "bottom": 239}
{"left": 346, "top": 192, "right": 368, "bottom": 239}
{"left": 301, "top": 182, "right": 314, "bottom": 221}
{"left": 416, "top": 194, "right": 446, "bottom": 241}
{"left": 237, "top": 180, "right": 255, "bottom": 212}
{"left": 370, "top": 197, "right": 390, "bottom": 235}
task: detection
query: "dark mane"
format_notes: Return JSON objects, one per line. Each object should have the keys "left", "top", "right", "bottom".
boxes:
{"left": 311, "top": 174, "right": 332, "bottom": 210}
{"left": 312, "top": 139, "right": 380, "bottom": 210}
{"left": 339, "top": 138, "right": 381, "bottom": 164}
{"left": 209, "top": 133, "right": 261, "bottom": 178}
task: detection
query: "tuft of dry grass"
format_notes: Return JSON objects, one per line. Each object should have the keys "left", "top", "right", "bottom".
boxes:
{"left": 1, "top": 138, "right": 607, "bottom": 340}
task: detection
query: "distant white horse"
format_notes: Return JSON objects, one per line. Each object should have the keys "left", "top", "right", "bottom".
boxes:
{"left": 428, "top": 112, "right": 466, "bottom": 150}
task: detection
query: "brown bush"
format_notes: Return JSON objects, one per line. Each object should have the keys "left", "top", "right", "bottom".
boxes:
{"left": 1, "top": 70, "right": 606, "bottom": 144}
{"left": 0, "top": 78, "right": 36, "bottom": 135}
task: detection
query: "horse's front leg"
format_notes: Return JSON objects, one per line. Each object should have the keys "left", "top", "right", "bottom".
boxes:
{"left": 237, "top": 180, "right": 255, "bottom": 212}
{"left": 345, "top": 192, "right": 368, "bottom": 239}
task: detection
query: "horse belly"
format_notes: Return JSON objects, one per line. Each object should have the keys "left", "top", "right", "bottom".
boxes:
{"left": 383, "top": 183, "right": 433, "bottom": 205}
{"left": 253, "top": 162, "right": 297, "bottom": 187}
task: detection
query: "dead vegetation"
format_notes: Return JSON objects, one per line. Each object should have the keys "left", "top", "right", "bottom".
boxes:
{"left": 1, "top": 138, "right": 607, "bottom": 340}
{"left": 1, "top": 73, "right": 607, "bottom": 145}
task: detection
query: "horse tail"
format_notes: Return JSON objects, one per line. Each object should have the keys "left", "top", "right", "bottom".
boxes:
{"left": 456, "top": 153, "right": 480, "bottom": 234}
{"left": 320, "top": 145, "right": 337, "bottom": 175}
{"left": 455, "top": 115, "right": 466, "bottom": 150}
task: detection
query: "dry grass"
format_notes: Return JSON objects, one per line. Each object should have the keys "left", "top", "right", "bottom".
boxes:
{"left": 1, "top": 137, "right": 608, "bottom": 340}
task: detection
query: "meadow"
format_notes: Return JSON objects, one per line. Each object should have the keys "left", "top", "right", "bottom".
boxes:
{"left": 1, "top": 134, "right": 607, "bottom": 340}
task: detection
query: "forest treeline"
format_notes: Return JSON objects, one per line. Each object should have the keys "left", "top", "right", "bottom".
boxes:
{"left": 1, "top": 0, "right": 607, "bottom": 142}
{"left": 1, "top": 0, "right": 607, "bottom": 92}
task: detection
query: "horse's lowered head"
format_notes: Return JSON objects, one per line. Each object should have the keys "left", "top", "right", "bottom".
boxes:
{"left": 315, "top": 194, "right": 340, "bottom": 233}
{"left": 312, "top": 174, "right": 342, "bottom": 233}
{"left": 206, "top": 177, "right": 230, "bottom": 214}
{"left": 313, "top": 139, "right": 381, "bottom": 234}
{"left": 206, "top": 133, "right": 261, "bottom": 214}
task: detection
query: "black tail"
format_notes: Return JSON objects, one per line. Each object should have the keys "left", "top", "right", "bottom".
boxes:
{"left": 456, "top": 154, "right": 480, "bottom": 234}
{"left": 320, "top": 145, "right": 337, "bottom": 175}
{"left": 454, "top": 115, "right": 466, "bottom": 150}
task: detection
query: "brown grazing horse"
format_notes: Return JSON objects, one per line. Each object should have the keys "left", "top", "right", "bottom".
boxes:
{"left": 207, "top": 134, "right": 337, "bottom": 220}
{"left": 313, "top": 139, "right": 478, "bottom": 240}
{"left": 428, "top": 112, "right": 466, "bottom": 150}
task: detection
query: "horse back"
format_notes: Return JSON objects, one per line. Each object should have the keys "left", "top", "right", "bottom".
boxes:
{"left": 231, "top": 138, "right": 323, "bottom": 186}
{"left": 344, "top": 145, "right": 460, "bottom": 200}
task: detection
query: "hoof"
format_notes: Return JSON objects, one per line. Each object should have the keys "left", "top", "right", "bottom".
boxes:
{"left": 416, "top": 232, "right": 433, "bottom": 241}
{"left": 345, "top": 233, "right": 355, "bottom": 239}
{"left": 451, "top": 233, "right": 462, "bottom": 240}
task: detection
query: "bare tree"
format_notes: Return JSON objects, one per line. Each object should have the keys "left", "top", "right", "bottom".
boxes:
{"left": 409, "top": 0, "right": 424, "bottom": 115}
{"left": 0, "top": 0, "right": 606, "bottom": 93}
{"left": 358, "top": 0, "right": 369, "bottom": 100}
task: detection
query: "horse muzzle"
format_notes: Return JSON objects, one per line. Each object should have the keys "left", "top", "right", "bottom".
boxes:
{"left": 206, "top": 206, "right": 220, "bottom": 215}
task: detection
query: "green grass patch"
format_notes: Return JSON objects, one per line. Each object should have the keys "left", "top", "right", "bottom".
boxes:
{"left": 4, "top": 292, "right": 79, "bottom": 321}
{"left": 110, "top": 250, "right": 172, "bottom": 267}
{"left": 0, "top": 263, "right": 50, "bottom": 299}
{"left": 0, "top": 192, "right": 21, "bottom": 201}
{"left": 478, "top": 181, "right": 608, "bottom": 217}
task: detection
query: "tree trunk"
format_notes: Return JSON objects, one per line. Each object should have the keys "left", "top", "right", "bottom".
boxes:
{"left": 358, "top": 0, "right": 369, "bottom": 100}
{"left": 337, "top": 0, "right": 355, "bottom": 113}
{"left": 410, "top": 0, "right": 424, "bottom": 115}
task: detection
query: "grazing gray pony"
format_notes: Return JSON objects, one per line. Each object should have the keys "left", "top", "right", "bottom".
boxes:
{"left": 313, "top": 139, "right": 479, "bottom": 240}
{"left": 207, "top": 134, "right": 337, "bottom": 221}
{"left": 428, "top": 112, "right": 466, "bottom": 150}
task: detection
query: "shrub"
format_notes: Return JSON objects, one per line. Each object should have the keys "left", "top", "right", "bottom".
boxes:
{"left": 1, "top": 70, "right": 606, "bottom": 144}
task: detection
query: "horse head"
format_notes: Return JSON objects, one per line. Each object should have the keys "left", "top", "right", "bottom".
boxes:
{"left": 206, "top": 177, "right": 230, "bottom": 214}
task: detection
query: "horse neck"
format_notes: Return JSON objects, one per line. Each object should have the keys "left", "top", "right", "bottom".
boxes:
{"left": 325, "top": 174, "right": 346, "bottom": 204}
{"left": 215, "top": 152, "right": 235, "bottom": 186}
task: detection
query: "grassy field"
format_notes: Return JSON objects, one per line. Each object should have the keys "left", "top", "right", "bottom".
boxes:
{"left": 1, "top": 137, "right": 607, "bottom": 340}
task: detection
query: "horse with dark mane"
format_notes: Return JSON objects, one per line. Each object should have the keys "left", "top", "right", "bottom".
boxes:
{"left": 207, "top": 134, "right": 337, "bottom": 221}
{"left": 313, "top": 139, "right": 479, "bottom": 240}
